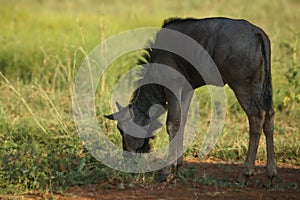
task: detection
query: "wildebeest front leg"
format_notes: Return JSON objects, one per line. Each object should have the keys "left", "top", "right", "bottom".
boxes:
{"left": 166, "top": 89, "right": 181, "bottom": 168}
{"left": 156, "top": 88, "right": 193, "bottom": 181}
{"left": 155, "top": 89, "right": 180, "bottom": 182}
{"left": 173, "top": 88, "right": 193, "bottom": 168}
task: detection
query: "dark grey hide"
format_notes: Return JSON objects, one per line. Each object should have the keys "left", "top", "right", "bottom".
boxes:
{"left": 105, "top": 17, "right": 276, "bottom": 186}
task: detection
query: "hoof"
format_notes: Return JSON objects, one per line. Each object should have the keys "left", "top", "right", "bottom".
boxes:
{"left": 155, "top": 173, "right": 175, "bottom": 182}
{"left": 155, "top": 173, "right": 168, "bottom": 182}
{"left": 263, "top": 175, "right": 277, "bottom": 188}
{"left": 237, "top": 173, "right": 249, "bottom": 186}
{"left": 264, "top": 167, "right": 277, "bottom": 187}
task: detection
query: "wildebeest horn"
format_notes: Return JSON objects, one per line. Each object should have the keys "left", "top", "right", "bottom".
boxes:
{"left": 104, "top": 103, "right": 129, "bottom": 120}
{"left": 115, "top": 101, "right": 125, "bottom": 110}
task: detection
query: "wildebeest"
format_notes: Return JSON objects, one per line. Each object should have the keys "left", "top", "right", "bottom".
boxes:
{"left": 105, "top": 17, "right": 276, "bottom": 186}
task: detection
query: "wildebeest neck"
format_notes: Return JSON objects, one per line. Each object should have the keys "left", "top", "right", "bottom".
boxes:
{"left": 130, "top": 83, "right": 166, "bottom": 127}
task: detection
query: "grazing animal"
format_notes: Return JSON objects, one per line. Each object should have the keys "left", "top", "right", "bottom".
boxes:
{"left": 105, "top": 17, "right": 276, "bottom": 186}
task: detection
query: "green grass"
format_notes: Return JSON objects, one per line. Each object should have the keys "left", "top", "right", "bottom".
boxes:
{"left": 0, "top": 0, "right": 299, "bottom": 194}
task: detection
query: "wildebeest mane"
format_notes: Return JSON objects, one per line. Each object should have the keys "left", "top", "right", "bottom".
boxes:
{"left": 137, "top": 17, "right": 200, "bottom": 67}
{"left": 132, "top": 17, "right": 198, "bottom": 105}
{"left": 136, "top": 40, "right": 154, "bottom": 67}
{"left": 162, "top": 17, "right": 199, "bottom": 28}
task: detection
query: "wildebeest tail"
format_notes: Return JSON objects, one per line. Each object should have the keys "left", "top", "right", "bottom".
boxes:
{"left": 259, "top": 32, "right": 273, "bottom": 116}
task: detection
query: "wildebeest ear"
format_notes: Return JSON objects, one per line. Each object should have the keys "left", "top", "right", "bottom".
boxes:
{"left": 104, "top": 111, "right": 125, "bottom": 120}
{"left": 104, "top": 102, "right": 126, "bottom": 120}
{"left": 104, "top": 105, "right": 130, "bottom": 121}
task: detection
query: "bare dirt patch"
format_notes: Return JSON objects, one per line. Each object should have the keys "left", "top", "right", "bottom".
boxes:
{"left": 3, "top": 159, "right": 299, "bottom": 200}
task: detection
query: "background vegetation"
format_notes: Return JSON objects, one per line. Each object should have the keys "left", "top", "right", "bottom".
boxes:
{"left": 0, "top": 0, "right": 299, "bottom": 194}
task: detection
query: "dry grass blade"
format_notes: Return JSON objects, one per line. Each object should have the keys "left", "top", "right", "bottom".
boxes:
{"left": 0, "top": 72, "right": 47, "bottom": 134}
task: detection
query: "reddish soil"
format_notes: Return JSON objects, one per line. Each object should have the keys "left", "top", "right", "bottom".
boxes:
{"left": 3, "top": 159, "right": 299, "bottom": 200}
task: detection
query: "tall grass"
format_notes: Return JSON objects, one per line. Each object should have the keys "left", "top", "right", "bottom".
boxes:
{"left": 0, "top": 0, "right": 299, "bottom": 194}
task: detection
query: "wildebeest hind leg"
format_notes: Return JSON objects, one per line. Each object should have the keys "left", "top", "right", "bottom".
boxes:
{"left": 230, "top": 83, "right": 265, "bottom": 186}
{"left": 238, "top": 106, "right": 264, "bottom": 185}
{"left": 263, "top": 109, "right": 277, "bottom": 187}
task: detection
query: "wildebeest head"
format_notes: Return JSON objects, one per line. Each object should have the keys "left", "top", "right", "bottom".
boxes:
{"left": 105, "top": 102, "right": 162, "bottom": 153}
